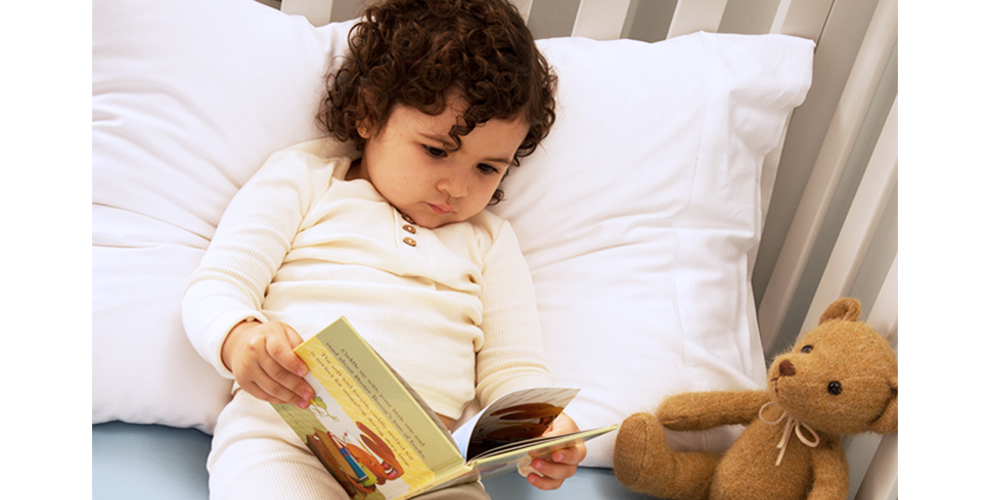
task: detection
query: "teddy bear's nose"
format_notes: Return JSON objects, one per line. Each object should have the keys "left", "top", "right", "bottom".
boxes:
{"left": 779, "top": 359, "right": 796, "bottom": 377}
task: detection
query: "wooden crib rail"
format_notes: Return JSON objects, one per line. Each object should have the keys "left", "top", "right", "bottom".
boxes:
{"left": 759, "top": 0, "right": 897, "bottom": 355}
{"left": 278, "top": 0, "right": 837, "bottom": 42}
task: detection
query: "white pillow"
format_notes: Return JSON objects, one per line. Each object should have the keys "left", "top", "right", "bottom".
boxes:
{"left": 92, "top": 0, "right": 352, "bottom": 432}
{"left": 491, "top": 34, "right": 813, "bottom": 467}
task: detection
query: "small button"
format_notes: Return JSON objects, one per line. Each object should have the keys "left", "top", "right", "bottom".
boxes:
{"left": 402, "top": 237, "right": 417, "bottom": 247}
{"left": 401, "top": 214, "right": 415, "bottom": 224}
{"left": 403, "top": 224, "right": 417, "bottom": 234}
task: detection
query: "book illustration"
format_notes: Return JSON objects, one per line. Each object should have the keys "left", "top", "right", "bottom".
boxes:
{"left": 274, "top": 401, "right": 406, "bottom": 500}
{"left": 308, "top": 395, "right": 338, "bottom": 420}
{"left": 452, "top": 388, "right": 580, "bottom": 460}
{"left": 273, "top": 321, "right": 453, "bottom": 500}
{"left": 307, "top": 428, "right": 388, "bottom": 499}
{"left": 471, "top": 402, "right": 560, "bottom": 458}
{"left": 273, "top": 317, "right": 617, "bottom": 500}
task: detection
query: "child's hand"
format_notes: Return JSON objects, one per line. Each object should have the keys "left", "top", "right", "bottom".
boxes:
{"left": 525, "top": 412, "right": 587, "bottom": 490}
{"left": 221, "top": 319, "right": 314, "bottom": 409}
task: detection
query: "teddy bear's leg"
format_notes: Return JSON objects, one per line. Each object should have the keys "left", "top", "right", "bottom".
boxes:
{"left": 614, "top": 412, "right": 720, "bottom": 500}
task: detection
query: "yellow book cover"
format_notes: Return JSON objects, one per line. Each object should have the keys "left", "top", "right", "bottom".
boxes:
{"left": 272, "top": 317, "right": 616, "bottom": 500}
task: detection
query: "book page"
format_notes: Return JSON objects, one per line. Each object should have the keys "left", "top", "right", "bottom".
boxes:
{"left": 451, "top": 387, "right": 580, "bottom": 460}
{"left": 273, "top": 317, "right": 464, "bottom": 500}
{"left": 427, "top": 425, "right": 618, "bottom": 494}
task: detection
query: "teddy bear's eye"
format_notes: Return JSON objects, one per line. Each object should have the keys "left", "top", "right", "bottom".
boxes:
{"left": 827, "top": 381, "right": 843, "bottom": 395}
{"left": 800, "top": 345, "right": 813, "bottom": 353}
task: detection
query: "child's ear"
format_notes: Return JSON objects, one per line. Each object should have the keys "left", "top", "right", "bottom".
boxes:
{"left": 357, "top": 118, "right": 374, "bottom": 139}
{"left": 355, "top": 88, "right": 377, "bottom": 139}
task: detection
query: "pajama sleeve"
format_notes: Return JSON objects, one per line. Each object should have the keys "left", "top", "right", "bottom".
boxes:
{"left": 474, "top": 218, "right": 554, "bottom": 406}
{"left": 182, "top": 144, "right": 344, "bottom": 379}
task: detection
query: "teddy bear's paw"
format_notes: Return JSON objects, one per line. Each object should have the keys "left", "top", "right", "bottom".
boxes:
{"left": 613, "top": 412, "right": 670, "bottom": 491}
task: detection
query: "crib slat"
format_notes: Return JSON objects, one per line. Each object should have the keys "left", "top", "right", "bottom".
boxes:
{"left": 758, "top": 0, "right": 897, "bottom": 353}
{"left": 798, "top": 97, "right": 897, "bottom": 335}
{"left": 717, "top": 0, "right": 782, "bottom": 36}
{"left": 855, "top": 433, "right": 897, "bottom": 500}
{"left": 667, "top": 0, "right": 729, "bottom": 38}
{"left": 510, "top": 0, "right": 534, "bottom": 22}
{"left": 865, "top": 253, "right": 898, "bottom": 349}
{"left": 571, "top": 0, "right": 632, "bottom": 40}
{"left": 769, "top": 0, "right": 835, "bottom": 41}
{"left": 844, "top": 433, "right": 883, "bottom": 500}
{"left": 281, "top": 0, "right": 333, "bottom": 26}
{"left": 843, "top": 254, "right": 896, "bottom": 500}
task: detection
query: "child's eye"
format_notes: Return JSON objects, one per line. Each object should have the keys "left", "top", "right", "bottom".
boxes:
{"left": 477, "top": 163, "right": 500, "bottom": 175}
{"left": 423, "top": 145, "right": 447, "bottom": 158}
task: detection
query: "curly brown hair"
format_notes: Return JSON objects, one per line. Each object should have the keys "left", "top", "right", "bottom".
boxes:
{"left": 319, "top": 0, "right": 557, "bottom": 203}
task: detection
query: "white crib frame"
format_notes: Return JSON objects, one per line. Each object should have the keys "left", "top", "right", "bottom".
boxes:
{"left": 268, "top": 1, "right": 899, "bottom": 499}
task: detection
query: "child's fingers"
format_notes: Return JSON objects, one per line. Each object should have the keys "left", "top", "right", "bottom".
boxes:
{"left": 258, "top": 328, "right": 314, "bottom": 407}
{"left": 241, "top": 380, "right": 291, "bottom": 406}
{"left": 523, "top": 444, "right": 584, "bottom": 490}
{"left": 267, "top": 323, "right": 309, "bottom": 378}
{"left": 530, "top": 457, "right": 576, "bottom": 480}
{"left": 226, "top": 321, "right": 313, "bottom": 408}
{"left": 548, "top": 444, "right": 586, "bottom": 466}
{"left": 537, "top": 413, "right": 588, "bottom": 466}
{"left": 526, "top": 473, "right": 564, "bottom": 490}
{"left": 525, "top": 461, "right": 573, "bottom": 490}
{"left": 256, "top": 354, "right": 314, "bottom": 408}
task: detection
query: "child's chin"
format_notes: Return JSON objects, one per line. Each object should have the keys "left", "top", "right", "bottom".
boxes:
{"left": 415, "top": 212, "right": 458, "bottom": 229}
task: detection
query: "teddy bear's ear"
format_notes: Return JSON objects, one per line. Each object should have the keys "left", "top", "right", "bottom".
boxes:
{"left": 868, "top": 376, "right": 897, "bottom": 434}
{"left": 819, "top": 297, "right": 862, "bottom": 324}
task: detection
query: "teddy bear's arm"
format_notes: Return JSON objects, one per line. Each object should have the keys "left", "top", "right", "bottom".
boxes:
{"left": 807, "top": 441, "right": 849, "bottom": 500}
{"left": 655, "top": 390, "right": 769, "bottom": 431}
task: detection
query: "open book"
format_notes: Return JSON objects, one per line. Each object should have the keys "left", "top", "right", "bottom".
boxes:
{"left": 271, "top": 317, "right": 617, "bottom": 500}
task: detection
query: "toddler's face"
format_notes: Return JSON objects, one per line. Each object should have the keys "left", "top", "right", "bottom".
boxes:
{"left": 353, "top": 99, "right": 528, "bottom": 229}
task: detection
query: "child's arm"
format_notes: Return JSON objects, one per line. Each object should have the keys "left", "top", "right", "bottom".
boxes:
{"left": 526, "top": 412, "right": 587, "bottom": 490}
{"left": 183, "top": 143, "right": 342, "bottom": 398}
{"left": 474, "top": 218, "right": 584, "bottom": 490}
{"left": 474, "top": 217, "right": 553, "bottom": 404}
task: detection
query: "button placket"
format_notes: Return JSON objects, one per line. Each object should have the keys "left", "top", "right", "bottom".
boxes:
{"left": 398, "top": 212, "right": 418, "bottom": 247}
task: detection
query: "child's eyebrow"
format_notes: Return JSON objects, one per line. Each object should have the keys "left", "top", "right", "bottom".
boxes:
{"left": 420, "top": 132, "right": 457, "bottom": 149}
{"left": 481, "top": 155, "right": 513, "bottom": 166}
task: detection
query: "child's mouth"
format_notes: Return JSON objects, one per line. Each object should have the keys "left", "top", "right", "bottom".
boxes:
{"left": 428, "top": 203, "right": 453, "bottom": 215}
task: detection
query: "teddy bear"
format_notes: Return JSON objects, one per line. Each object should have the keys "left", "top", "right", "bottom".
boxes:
{"left": 612, "top": 298, "right": 897, "bottom": 500}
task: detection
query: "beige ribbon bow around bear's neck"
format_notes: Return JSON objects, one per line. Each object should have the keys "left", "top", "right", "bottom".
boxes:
{"left": 759, "top": 402, "right": 821, "bottom": 466}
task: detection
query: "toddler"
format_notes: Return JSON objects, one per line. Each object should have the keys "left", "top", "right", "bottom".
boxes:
{"left": 182, "top": 0, "right": 583, "bottom": 498}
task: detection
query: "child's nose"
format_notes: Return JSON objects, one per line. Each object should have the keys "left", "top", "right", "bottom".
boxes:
{"left": 439, "top": 169, "right": 470, "bottom": 198}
